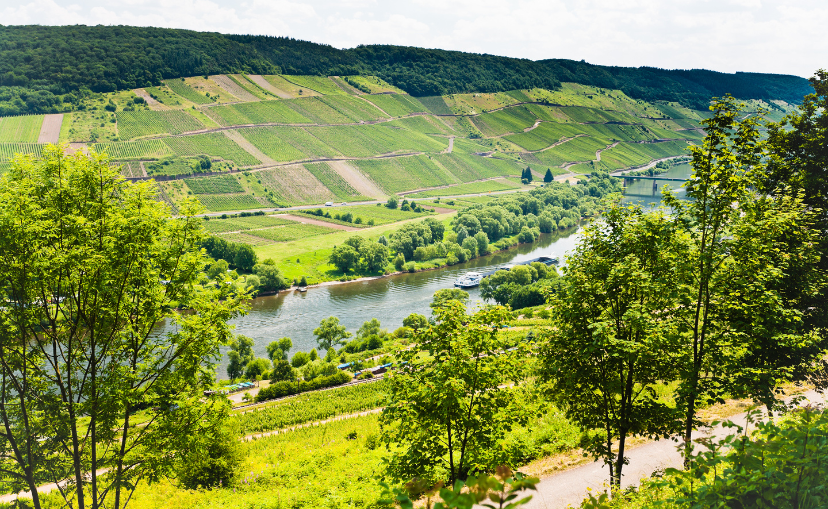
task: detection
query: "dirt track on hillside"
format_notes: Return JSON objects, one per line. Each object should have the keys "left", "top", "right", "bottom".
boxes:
{"left": 37, "top": 114, "right": 63, "bottom": 143}
{"left": 280, "top": 213, "right": 361, "bottom": 231}
{"left": 327, "top": 160, "right": 386, "bottom": 199}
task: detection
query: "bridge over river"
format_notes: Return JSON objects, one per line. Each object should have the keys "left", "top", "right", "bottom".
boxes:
{"left": 611, "top": 174, "right": 689, "bottom": 189}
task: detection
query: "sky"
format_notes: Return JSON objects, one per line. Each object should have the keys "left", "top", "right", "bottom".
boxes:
{"left": 1, "top": 0, "right": 824, "bottom": 78}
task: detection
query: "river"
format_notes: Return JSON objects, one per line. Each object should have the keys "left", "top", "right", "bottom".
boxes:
{"left": 210, "top": 162, "right": 694, "bottom": 376}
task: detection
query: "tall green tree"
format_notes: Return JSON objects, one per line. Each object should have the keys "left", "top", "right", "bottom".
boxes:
{"left": 381, "top": 302, "right": 528, "bottom": 485}
{"left": 663, "top": 96, "right": 826, "bottom": 461}
{"left": 539, "top": 203, "right": 684, "bottom": 488}
{"left": 313, "top": 316, "right": 352, "bottom": 352}
{"left": 543, "top": 169, "right": 553, "bottom": 183}
{"left": 0, "top": 146, "right": 249, "bottom": 509}
{"left": 226, "top": 335, "right": 255, "bottom": 380}
{"left": 266, "top": 337, "right": 292, "bottom": 361}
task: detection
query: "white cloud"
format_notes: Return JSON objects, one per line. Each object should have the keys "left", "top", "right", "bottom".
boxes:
{"left": 1, "top": 0, "right": 825, "bottom": 77}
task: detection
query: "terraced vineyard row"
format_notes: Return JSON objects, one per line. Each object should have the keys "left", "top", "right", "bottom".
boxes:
{"left": 281, "top": 75, "right": 347, "bottom": 96}
{"left": 0, "top": 143, "right": 44, "bottom": 161}
{"left": 197, "top": 194, "right": 272, "bottom": 212}
{"left": 245, "top": 223, "right": 336, "bottom": 242}
{"left": 304, "top": 163, "right": 368, "bottom": 201}
{"left": 594, "top": 140, "right": 691, "bottom": 171}
{"left": 0, "top": 115, "right": 43, "bottom": 143}
{"left": 164, "top": 79, "right": 213, "bottom": 105}
{"left": 256, "top": 166, "right": 337, "bottom": 206}
{"left": 354, "top": 154, "right": 457, "bottom": 194}
{"left": 184, "top": 174, "right": 245, "bottom": 194}
{"left": 117, "top": 110, "right": 205, "bottom": 139}
{"left": 237, "top": 127, "right": 307, "bottom": 162}
{"left": 363, "top": 94, "right": 427, "bottom": 117}
{"left": 203, "top": 215, "right": 295, "bottom": 234}
{"left": 504, "top": 122, "right": 584, "bottom": 151}
{"left": 164, "top": 133, "right": 261, "bottom": 166}
{"left": 407, "top": 178, "right": 523, "bottom": 198}
{"left": 434, "top": 153, "right": 522, "bottom": 182}
{"left": 94, "top": 140, "right": 172, "bottom": 160}
{"left": 472, "top": 105, "right": 538, "bottom": 137}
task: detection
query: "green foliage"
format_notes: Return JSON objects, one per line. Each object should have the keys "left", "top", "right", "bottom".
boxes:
{"left": 227, "top": 335, "right": 255, "bottom": 379}
{"left": 266, "top": 337, "right": 292, "bottom": 361}
{"left": 543, "top": 168, "right": 553, "bottom": 183}
{"left": 270, "top": 359, "right": 294, "bottom": 382}
{"left": 539, "top": 202, "right": 685, "bottom": 487}
{"left": 244, "top": 358, "right": 272, "bottom": 380}
{"left": 254, "top": 370, "right": 351, "bottom": 402}
{"left": 329, "top": 244, "right": 359, "bottom": 272}
{"left": 185, "top": 174, "right": 245, "bottom": 194}
{"left": 176, "top": 410, "right": 243, "bottom": 490}
{"left": 663, "top": 407, "right": 828, "bottom": 508}
{"left": 402, "top": 313, "right": 428, "bottom": 331}
{"left": 252, "top": 262, "right": 289, "bottom": 292}
{"left": 381, "top": 303, "right": 529, "bottom": 484}
{"left": 313, "top": 316, "right": 352, "bottom": 351}
{"left": 430, "top": 288, "right": 469, "bottom": 311}
{"left": 0, "top": 146, "right": 249, "bottom": 508}
{"left": 290, "top": 351, "right": 310, "bottom": 368}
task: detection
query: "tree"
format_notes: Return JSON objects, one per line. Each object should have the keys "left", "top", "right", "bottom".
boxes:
{"left": 233, "top": 244, "right": 257, "bottom": 272}
{"left": 764, "top": 69, "right": 828, "bottom": 331}
{"left": 403, "top": 313, "right": 429, "bottom": 331}
{"left": 227, "top": 335, "right": 255, "bottom": 380}
{"left": 253, "top": 263, "right": 288, "bottom": 292}
{"left": 386, "top": 196, "right": 399, "bottom": 209}
{"left": 207, "top": 258, "right": 229, "bottom": 279}
{"left": 329, "top": 245, "right": 359, "bottom": 273}
{"left": 543, "top": 168, "right": 553, "bottom": 183}
{"left": 175, "top": 408, "right": 242, "bottom": 490}
{"left": 430, "top": 288, "right": 470, "bottom": 311}
{"left": 381, "top": 303, "right": 528, "bottom": 485}
{"left": 357, "top": 318, "right": 382, "bottom": 338}
{"left": 244, "top": 358, "right": 272, "bottom": 380}
{"left": 314, "top": 316, "right": 352, "bottom": 351}
{"left": 0, "top": 146, "right": 249, "bottom": 509}
{"left": 270, "top": 359, "right": 294, "bottom": 382}
{"left": 662, "top": 96, "right": 826, "bottom": 463}
{"left": 266, "top": 337, "right": 292, "bottom": 361}
{"left": 362, "top": 241, "right": 389, "bottom": 272}
{"left": 539, "top": 203, "right": 684, "bottom": 488}
{"left": 474, "top": 231, "right": 489, "bottom": 255}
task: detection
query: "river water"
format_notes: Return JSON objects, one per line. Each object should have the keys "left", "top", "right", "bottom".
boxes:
{"left": 210, "top": 162, "right": 694, "bottom": 376}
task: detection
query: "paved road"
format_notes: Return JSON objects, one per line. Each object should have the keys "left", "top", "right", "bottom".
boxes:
{"left": 521, "top": 390, "right": 826, "bottom": 509}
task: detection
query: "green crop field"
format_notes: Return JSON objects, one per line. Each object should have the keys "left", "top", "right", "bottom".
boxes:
{"left": 281, "top": 75, "right": 347, "bottom": 96}
{"left": 504, "top": 121, "right": 584, "bottom": 151}
{"left": 0, "top": 143, "right": 45, "bottom": 161}
{"left": 418, "top": 95, "right": 453, "bottom": 115}
{"left": 594, "top": 140, "right": 690, "bottom": 171}
{"left": 231, "top": 380, "right": 388, "bottom": 435}
{"left": 164, "top": 133, "right": 261, "bottom": 167}
{"left": 305, "top": 124, "right": 444, "bottom": 158}
{"left": 362, "top": 94, "right": 428, "bottom": 117}
{"left": 202, "top": 215, "right": 295, "bottom": 234}
{"left": 255, "top": 166, "right": 338, "bottom": 206}
{"left": 204, "top": 100, "right": 312, "bottom": 127}
{"left": 534, "top": 135, "right": 612, "bottom": 167}
{"left": 116, "top": 110, "right": 204, "bottom": 139}
{"left": 385, "top": 115, "right": 450, "bottom": 135}
{"left": 435, "top": 153, "right": 522, "bottom": 182}
{"left": 163, "top": 79, "right": 213, "bottom": 105}
{"left": 237, "top": 127, "right": 308, "bottom": 162}
{"left": 196, "top": 194, "right": 273, "bottom": 212}
{"left": 407, "top": 178, "right": 523, "bottom": 198}
{"left": 283, "top": 96, "right": 352, "bottom": 124}
{"left": 304, "top": 163, "right": 369, "bottom": 201}
{"left": 342, "top": 75, "right": 405, "bottom": 94}
{"left": 184, "top": 175, "right": 245, "bottom": 194}
{"left": 0, "top": 115, "right": 44, "bottom": 143}
{"left": 354, "top": 154, "right": 456, "bottom": 193}
{"left": 318, "top": 95, "right": 388, "bottom": 121}
{"left": 275, "top": 127, "right": 341, "bottom": 158}
{"left": 93, "top": 140, "right": 172, "bottom": 160}
{"left": 245, "top": 223, "right": 337, "bottom": 242}
{"left": 471, "top": 106, "right": 538, "bottom": 137}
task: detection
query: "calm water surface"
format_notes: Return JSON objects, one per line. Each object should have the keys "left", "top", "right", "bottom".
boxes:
{"left": 202, "top": 163, "right": 693, "bottom": 377}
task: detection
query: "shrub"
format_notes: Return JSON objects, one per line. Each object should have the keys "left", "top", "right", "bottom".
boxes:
{"left": 404, "top": 261, "right": 416, "bottom": 273}
{"left": 255, "top": 371, "right": 352, "bottom": 402}
{"left": 394, "top": 253, "right": 405, "bottom": 271}
{"left": 176, "top": 421, "right": 242, "bottom": 489}
{"left": 291, "top": 351, "right": 310, "bottom": 368}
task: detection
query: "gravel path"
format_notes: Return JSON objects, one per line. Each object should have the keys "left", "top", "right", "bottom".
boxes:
{"left": 280, "top": 213, "right": 361, "bottom": 231}
{"left": 521, "top": 390, "right": 826, "bottom": 509}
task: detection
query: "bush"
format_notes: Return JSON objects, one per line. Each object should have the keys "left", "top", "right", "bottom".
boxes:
{"left": 386, "top": 196, "right": 398, "bottom": 209}
{"left": 270, "top": 359, "right": 294, "bottom": 382}
{"left": 291, "top": 351, "right": 310, "bottom": 368}
{"left": 255, "top": 371, "right": 352, "bottom": 402}
{"left": 244, "top": 358, "right": 271, "bottom": 380}
{"left": 394, "top": 253, "right": 405, "bottom": 271}
{"left": 176, "top": 421, "right": 242, "bottom": 489}
{"left": 404, "top": 261, "right": 416, "bottom": 273}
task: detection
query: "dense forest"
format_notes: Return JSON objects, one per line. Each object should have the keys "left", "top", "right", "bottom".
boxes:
{"left": 0, "top": 24, "right": 813, "bottom": 115}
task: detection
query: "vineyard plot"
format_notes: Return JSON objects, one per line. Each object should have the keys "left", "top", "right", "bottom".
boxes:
{"left": 116, "top": 110, "right": 205, "bottom": 139}
{"left": 93, "top": 140, "right": 172, "bottom": 160}
{"left": 184, "top": 175, "right": 245, "bottom": 194}
{"left": 164, "top": 133, "right": 261, "bottom": 167}
{"left": 0, "top": 115, "right": 44, "bottom": 143}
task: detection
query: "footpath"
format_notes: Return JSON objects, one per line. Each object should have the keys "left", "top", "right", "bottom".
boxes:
{"left": 520, "top": 390, "right": 825, "bottom": 508}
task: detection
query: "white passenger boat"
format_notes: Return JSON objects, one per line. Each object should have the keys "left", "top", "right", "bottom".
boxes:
{"left": 454, "top": 272, "right": 483, "bottom": 288}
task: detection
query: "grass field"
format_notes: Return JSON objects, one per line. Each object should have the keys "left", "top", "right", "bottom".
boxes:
{"left": 406, "top": 178, "right": 524, "bottom": 198}
{"left": 164, "top": 133, "right": 261, "bottom": 167}
{"left": 62, "top": 110, "right": 119, "bottom": 142}
{"left": 304, "top": 162, "right": 370, "bottom": 201}
{"left": 116, "top": 110, "right": 204, "bottom": 139}
{"left": 0, "top": 115, "right": 43, "bottom": 143}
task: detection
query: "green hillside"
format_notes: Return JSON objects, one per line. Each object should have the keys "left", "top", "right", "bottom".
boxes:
{"left": 0, "top": 25, "right": 812, "bottom": 116}
{"left": 0, "top": 74, "right": 796, "bottom": 221}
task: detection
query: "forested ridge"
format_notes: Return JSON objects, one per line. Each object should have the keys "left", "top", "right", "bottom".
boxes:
{"left": 0, "top": 24, "right": 812, "bottom": 115}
